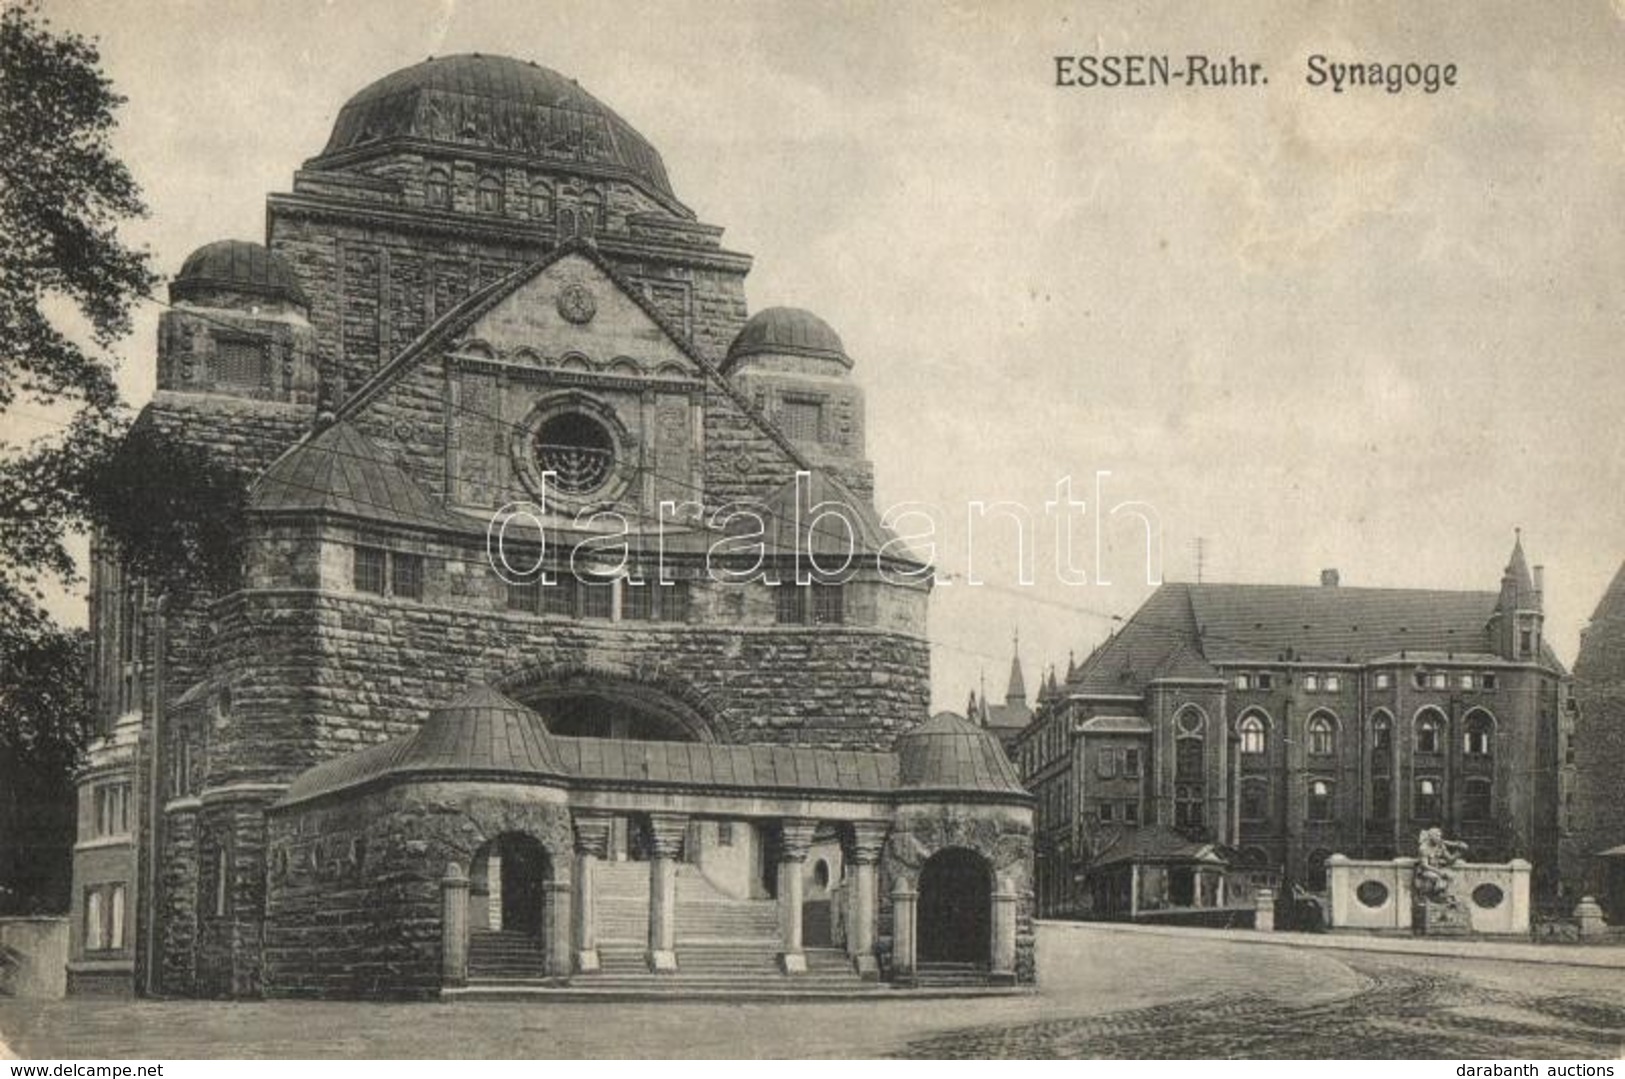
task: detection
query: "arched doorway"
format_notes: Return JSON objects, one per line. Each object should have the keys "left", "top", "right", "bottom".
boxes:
{"left": 917, "top": 848, "right": 993, "bottom": 965}
{"left": 468, "top": 833, "right": 553, "bottom": 978}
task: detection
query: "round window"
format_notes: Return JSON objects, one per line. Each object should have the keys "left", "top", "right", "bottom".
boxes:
{"left": 534, "top": 412, "right": 615, "bottom": 495}
{"left": 1471, "top": 883, "right": 1504, "bottom": 909}
{"left": 1355, "top": 880, "right": 1389, "bottom": 908}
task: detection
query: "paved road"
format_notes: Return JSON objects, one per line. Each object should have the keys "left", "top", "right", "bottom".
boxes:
{"left": 2, "top": 927, "right": 1620, "bottom": 1058}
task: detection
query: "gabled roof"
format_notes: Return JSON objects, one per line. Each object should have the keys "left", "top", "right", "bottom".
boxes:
{"left": 1066, "top": 580, "right": 1524, "bottom": 696}
{"left": 1091, "top": 826, "right": 1227, "bottom": 868}
{"left": 249, "top": 419, "right": 464, "bottom": 529}
{"left": 333, "top": 239, "right": 813, "bottom": 477}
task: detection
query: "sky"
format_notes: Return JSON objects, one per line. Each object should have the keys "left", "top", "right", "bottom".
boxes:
{"left": 17, "top": 0, "right": 1625, "bottom": 711}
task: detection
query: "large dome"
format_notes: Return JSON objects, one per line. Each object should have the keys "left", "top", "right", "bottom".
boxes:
{"left": 317, "top": 53, "right": 678, "bottom": 208}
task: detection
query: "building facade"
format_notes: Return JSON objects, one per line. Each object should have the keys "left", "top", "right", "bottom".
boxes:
{"left": 1571, "top": 560, "right": 1625, "bottom": 921}
{"left": 67, "top": 53, "right": 1034, "bottom": 997}
{"left": 1015, "top": 545, "right": 1568, "bottom": 920}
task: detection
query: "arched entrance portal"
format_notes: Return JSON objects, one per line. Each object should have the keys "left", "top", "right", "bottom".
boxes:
{"left": 469, "top": 834, "right": 554, "bottom": 977}
{"left": 917, "top": 847, "right": 993, "bottom": 965}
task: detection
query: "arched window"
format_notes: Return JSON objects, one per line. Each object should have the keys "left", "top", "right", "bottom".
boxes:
{"left": 1415, "top": 776, "right": 1441, "bottom": 820}
{"left": 1307, "top": 778, "right": 1334, "bottom": 821}
{"left": 1238, "top": 714, "right": 1266, "bottom": 755}
{"left": 1464, "top": 710, "right": 1494, "bottom": 756}
{"left": 1240, "top": 777, "right": 1270, "bottom": 821}
{"left": 1371, "top": 712, "right": 1392, "bottom": 751}
{"left": 1307, "top": 714, "right": 1335, "bottom": 756}
{"left": 1173, "top": 708, "right": 1205, "bottom": 830}
{"left": 1464, "top": 778, "right": 1493, "bottom": 822}
{"left": 529, "top": 180, "right": 554, "bottom": 222}
{"left": 1415, "top": 708, "right": 1444, "bottom": 754}
{"left": 425, "top": 167, "right": 451, "bottom": 209}
{"left": 476, "top": 174, "right": 504, "bottom": 214}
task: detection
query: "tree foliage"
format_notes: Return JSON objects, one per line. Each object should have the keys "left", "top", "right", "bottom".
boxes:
{"left": 0, "top": 0, "right": 156, "bottom": 418}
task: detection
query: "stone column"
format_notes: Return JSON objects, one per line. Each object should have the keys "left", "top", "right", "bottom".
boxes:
{"left": 572, "top": 812, "right": 612, "bottom": 974}
{"left": 646, "top": 812, "right": 687, "bottom": 972}
{"left": 543, "top": 880, "right": 573, "bottom": 977}
{"left": 1508, "top": 858, "right": 1532, "bottom": 934}
{"left": 891, "top": 878, "right": 918, "bottom": 983}
{"left": 991, "top": 883, "right": 1018, "bottom": 983}
{"left": 1253, "top": 887, "right": 1275, "bottom": 932}
{"left": 1576, "top": 896, "right": 1606, "bottom": 938}
{"left": 441, "top": 863, "right": 470, "bottom": 987}
{"left": 776, "top": 818, "right": 817, "bottom": 974}
{"left": 845, "top": 821, "right": 887, "bottom": 980}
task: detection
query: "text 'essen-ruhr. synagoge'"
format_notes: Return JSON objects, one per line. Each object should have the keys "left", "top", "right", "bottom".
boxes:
{"left": 69, "top": 54, "right": 1035, "bottom": 998}
{"left": 1013, "top": 549, "right": 1573, "bottom": 921}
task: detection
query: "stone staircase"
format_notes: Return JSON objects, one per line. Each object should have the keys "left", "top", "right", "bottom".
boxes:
{"left": 913, "top": 961, "right": 993, "bottom": 988}
{"left": 467, "top": 929, "right": 550, "bottom": 980}
{"left": 463, "top": 859, "right": 880, "bottom": 997}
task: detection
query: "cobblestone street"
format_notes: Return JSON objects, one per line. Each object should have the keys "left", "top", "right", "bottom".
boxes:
{"left": 3, "top": 926, "right": 1621, "bottom": 1058}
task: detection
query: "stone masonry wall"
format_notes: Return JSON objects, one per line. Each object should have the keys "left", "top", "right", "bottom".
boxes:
{"left": 263, "top": 781, "right": 575, "bottom": 999}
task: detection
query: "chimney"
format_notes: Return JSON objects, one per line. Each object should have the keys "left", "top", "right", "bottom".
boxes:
{"left": 1320, "top": 568, "right": 1340, "bottom": 587}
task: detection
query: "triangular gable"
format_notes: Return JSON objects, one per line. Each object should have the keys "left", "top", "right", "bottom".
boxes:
{"left": 334, "top": 238, "right": 812, "bottom": 474}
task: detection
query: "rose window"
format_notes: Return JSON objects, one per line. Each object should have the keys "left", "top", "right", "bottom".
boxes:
{"left": 534, "top": 412, "right": 615, "bottom": 495}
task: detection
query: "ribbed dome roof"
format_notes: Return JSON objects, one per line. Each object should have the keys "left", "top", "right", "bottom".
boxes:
{"left": 724, "top": 307, "right": 851, "bottom": 372}
{"left": 895, "top": 713, "right": 1027, "bottom": 796}
{"left": 170, "top": 240, "right": 308, "bottom": 307}
{"left": 318, "top": 54, "right": 678, "bottom": 208}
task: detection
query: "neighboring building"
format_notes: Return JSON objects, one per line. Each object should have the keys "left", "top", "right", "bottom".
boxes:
{"left": 1571, "top": 560, "right": 1625, "bottom": 921}
{"left": 1015, "top": 542, "right": 1568, "bottom": 920}
{"left": 967, "top": 640, "right": 1034, "bottom": 751}
{"left": 67, "top": 53, "right": 1034, "bottom": 998}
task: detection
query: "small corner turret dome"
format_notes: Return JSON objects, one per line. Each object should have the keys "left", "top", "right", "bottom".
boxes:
{"left": 895, "top": 712, "right": 1027, "bottom": 796}
{"left": 170, "top": 240, "right": 309, "bottom": 308}
{"left": 724, "top": 306, "right": 851, "bottom": 373}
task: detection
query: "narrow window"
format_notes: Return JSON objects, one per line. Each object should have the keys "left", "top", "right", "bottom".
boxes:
{"left": 717, "top": 821, "right": 734, "bottom": 847}
{"left": 812, "top": 583, "right": 845, "bottom": 625}
{"left": 580, "top": 578, "right": 614, "bottom": 620}
{"left": 1371, "top": 777, "right": 1393, "bottom": 819}
{"left": 353, "top": 546, "right": 386, "bottom": 595}
{"left": 621, "top": 580, "right": 655, "bottom": 621}
{"left": 1415, "top": 711, "right": 1443, "bottom": 754}
{"left": 1241, "top": 778, "right": 1269, "bottom": 821}
{"left": 507, "top": 579, "right": 540, "bottom": 613}
{"left": 1459, "top": 673, "right": 1476, "bottom": 691}
{"left": 215, "top": 847, "right": 229, "bottom": 918}
{"left": 1307, "top": 715, "right": 1335, "bottom": 756}
{"left": 1372, "top": 714, "right": 1392, "bottom": 751}
{"left": 1482, "top": 673, "right": 1498, "bottom": 691}
{"left": 1464, "top": 778, "right": 1493, "bottom": 822}
{"left": 85, "top": 889, "right": 106, "bottom": 951}
{"left": 1096, "top": 748, "right": 1115, "bottom": 778}
{"left": 476, "top": 174, "right": 504, "bottom": 214}
{"left": 1123, "top": 747, "right": 1141, "bottom": 778}
{"left": 1123, "top": 802, "right": 1139, "bottom": 824}
{"left": 1324, "top": 674, "right": 1341, "bottom": 693}
{"left": 1256, "top": 673, "right": 1274, "bottom": 690}
{"left": 1098, "top": 802, "right": 1114, "bottom": 823}
{"left": 1239, "top": 715, "right": 1266, "bottom": 755}
{"left": 541, "top": 575, "right": 576, "bottom": 617}
{"left": 658, "top": 580, "right": 690, "bottom": 623}
{"left": 1234, "top": 673, "right": 1251, "bottom": 690}
{"left": 1303, "top": 674, "right": 1320, "bottom": 692}
{"left": 108, "top": 884, "right": 126, "bottom": 949}
{"left": 1308, "top": 779, "right": 1334, "bottom": 822}
{"left": 529, "top": 181, "right": 554, "bottom": 222}
{"left": 1375, "top": 672, "right": 1392, "bottom": 689}
{"left": 776, "top": 584, "right": 807, "bottom": 625}
{"left": 392, "top": 552, "right": 424, "bottom": 601}
{"left": 1416, "top": 777, "right": 1441, "bottom": 820}
{"left": 1464, "top": 712, "right": 1493, "bottom": 756}
{"left": 425, "top": 167, "right": 451, "bottom": 209}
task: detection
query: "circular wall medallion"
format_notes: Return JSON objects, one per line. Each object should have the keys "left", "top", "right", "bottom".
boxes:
{"left": 557, "top": 282, "right": 597, "bottom": 324}
{"left": 1471, "top": 883, "right": 1505, "bottom": 909}
{"left": 1355, "top": 880, "right": 1389, "bottom": 908}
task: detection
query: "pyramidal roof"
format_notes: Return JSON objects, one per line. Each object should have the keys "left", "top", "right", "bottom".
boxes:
{"left": 1500, "top": 533, "right": 1541, "bottom": 611}
{"left": 249, "top": 419, "right": 462, "bottom": 529}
